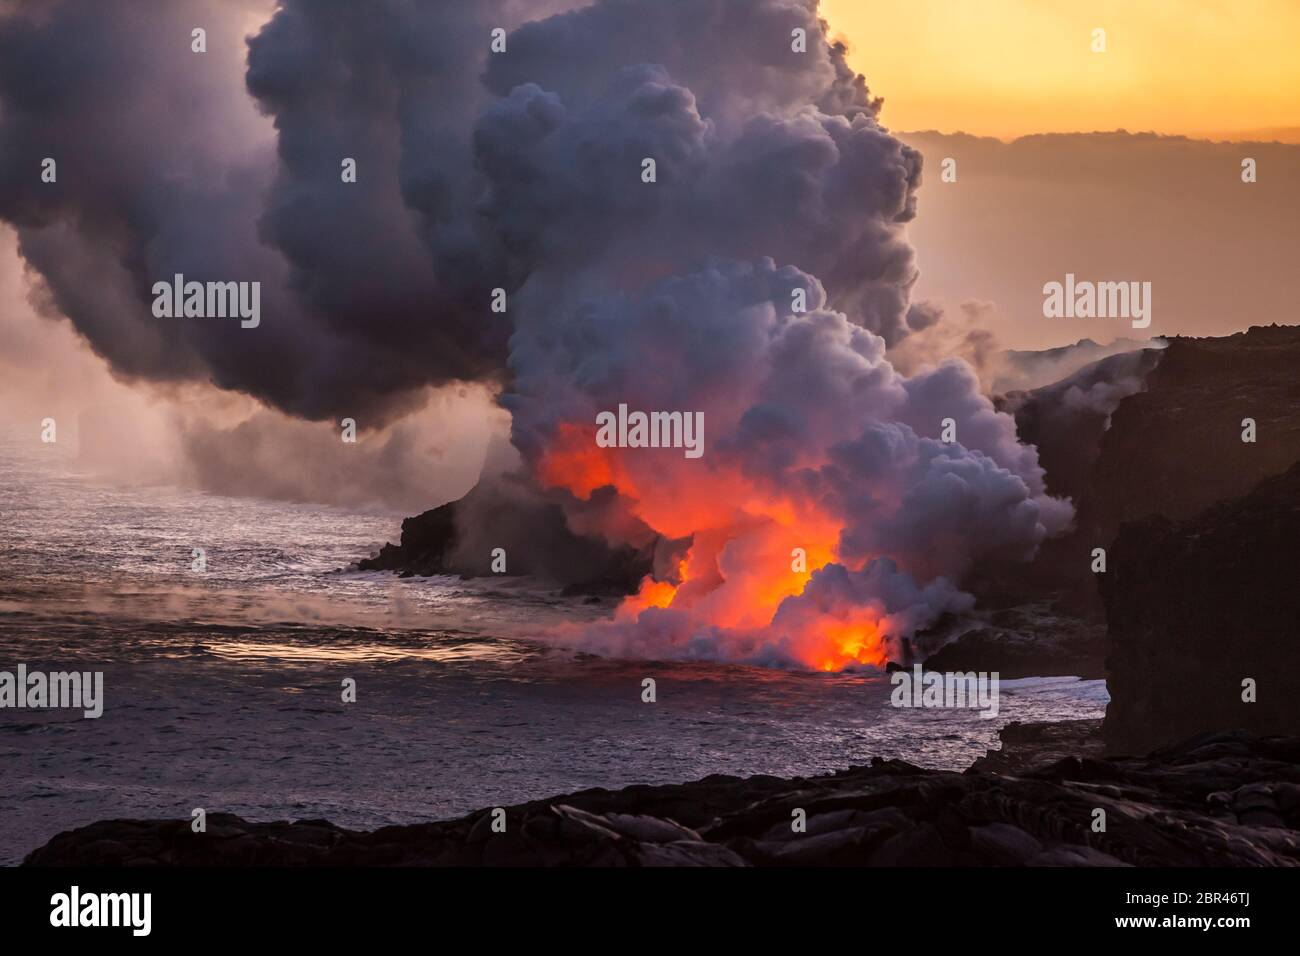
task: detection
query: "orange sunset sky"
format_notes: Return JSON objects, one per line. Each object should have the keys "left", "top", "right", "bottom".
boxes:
{"left": 822, "top": 0, "right": 1300, "bottom": 142}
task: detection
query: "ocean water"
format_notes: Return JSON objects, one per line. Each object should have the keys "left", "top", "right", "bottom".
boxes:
{"left": 0, "top": 431, "right": 1107, "bottom": 865}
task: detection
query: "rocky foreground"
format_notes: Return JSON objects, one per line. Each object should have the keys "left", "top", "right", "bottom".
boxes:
{"left": 25, "top": 721, "right": 1300, "bottom": 866}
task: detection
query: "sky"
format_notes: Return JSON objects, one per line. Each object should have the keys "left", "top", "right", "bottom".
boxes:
{"left": 817, "top": 0, "right": 1300, "bottom": 352}
{"left": 823, "top": 0, "right": 1300, "bottom": 142}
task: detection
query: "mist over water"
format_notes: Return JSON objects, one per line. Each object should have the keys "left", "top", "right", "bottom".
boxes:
{"left": 0, "top": 431, "right": 1105, "bottom": 865}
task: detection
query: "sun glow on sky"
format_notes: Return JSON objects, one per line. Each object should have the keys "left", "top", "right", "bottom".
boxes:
{"left": 822, "top": 0, "right": 1300, "bottom": 142}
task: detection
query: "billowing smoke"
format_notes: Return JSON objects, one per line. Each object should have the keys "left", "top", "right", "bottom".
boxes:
{"left": 512, "top": 260, "right": 1069, "bottom": 667}
{"left": 0, "top": 0, "right": 931, "bottom": 424}
{"left": 0, "top": 0, "right": 1072, "bottom": 668}
{"left": 0, "top": 0, "right": 558, "bottom": 422}
{"left": 472, "top": 0, "right": 1068, "bottom": 667}
{"left": 889, "top": 300, "right": 1008, "bottom": 391}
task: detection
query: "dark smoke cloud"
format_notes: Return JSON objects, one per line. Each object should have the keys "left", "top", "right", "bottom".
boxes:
{"left": 0, "top": 0, "right": 1071, "bottom": 666}
{"left": 0, "top": 0, "right": 570, "bottom": 422}
{"left": 477, "top": 10, "right": 928, "bottom": 343}
{"left": 505, "top": 256, "right": 1068, "bottom": 665}
{"left": 482, "top": 0, "right": 878, "bottom": 128}
{"left": 0, "top": 0, "right": 934, "bottom": 433}
{"left": 0, "top": 0, "right": 263, "bottom": 388}
{"left": 243, "top": 0, "right": 521, "bottom": 406}
{"left": 508, "top": 256, "right": 1068, "bottom": 539}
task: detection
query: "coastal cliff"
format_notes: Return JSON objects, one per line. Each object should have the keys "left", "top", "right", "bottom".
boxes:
{"left": 1082, "top": 325, "right": 1300, "bottom": 542}
{"left": 994, "top": 324, "right": 1300, "bottom": 618}
{"left": 1101, "top": 460, "right": 1300, "bottom": 754}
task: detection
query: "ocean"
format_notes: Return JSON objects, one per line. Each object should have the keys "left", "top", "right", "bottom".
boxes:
{"left": 0, "top": 431, "right": 1107, "bottom": 865}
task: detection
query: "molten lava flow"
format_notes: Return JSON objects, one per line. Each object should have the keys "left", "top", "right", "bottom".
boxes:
{"left": 537, "top": 422, "right": 891, "bottom": 670}
{"left": 536, "top": 423, "right": 624, "bottom": 499}
{"left": 617, "top": 572, "right": 679, "bottom": 619}
{"left": 819, "top": 620, "right": 886, "bottom": 672}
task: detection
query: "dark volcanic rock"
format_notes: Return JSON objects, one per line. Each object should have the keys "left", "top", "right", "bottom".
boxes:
{"left": 1083, "top": 325, "right": 1300, "bottom": 541}
{"left": 1000, "top": 346, "right": 1163, "bottom": 505}
{"left": 360, "top": 499, "right": 457, "bottom": 577}
{"left": 358, "top": 473, "right": 655, "bottom": 596}
{"left": 1101, "top": 460, "right": 1300, "bottom": 755}
{"left": 998, "top": 324, "right": 1300, "bottom": 615}
{"left": 26, "top": 723, "right": 1300, "bottom": 867}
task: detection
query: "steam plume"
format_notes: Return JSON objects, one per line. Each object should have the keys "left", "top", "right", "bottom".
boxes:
{"left": 0, "top": 0, "right": 1072, "bottom": 667}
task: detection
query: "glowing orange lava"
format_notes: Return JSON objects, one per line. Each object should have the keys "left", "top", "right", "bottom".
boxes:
{"left": 536, "top": 422, "right": 891, "bottom": 670}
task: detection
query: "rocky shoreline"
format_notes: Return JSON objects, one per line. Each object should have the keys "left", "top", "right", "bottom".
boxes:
{"left": 25, "top": 720, "right": 1300, "bottom": 866}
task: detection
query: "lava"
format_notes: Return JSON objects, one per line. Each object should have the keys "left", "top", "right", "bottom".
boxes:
{"left": 537, "top": 423, "right": 891, "bottom": 671}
